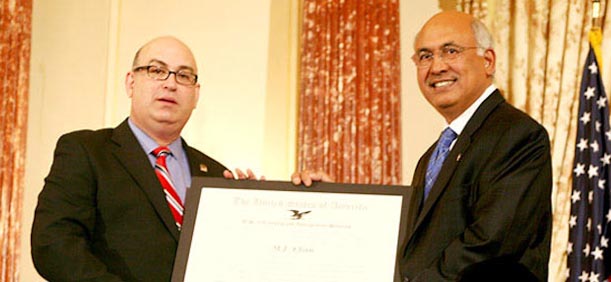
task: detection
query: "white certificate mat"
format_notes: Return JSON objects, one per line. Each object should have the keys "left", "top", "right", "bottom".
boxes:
{"left": 172, "top": 178, "right": 411, "bottom": 282}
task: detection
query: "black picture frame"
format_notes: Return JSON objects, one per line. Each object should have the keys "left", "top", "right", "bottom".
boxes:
{"left": 172, "top": 177, "right": 412, "bottom": 282}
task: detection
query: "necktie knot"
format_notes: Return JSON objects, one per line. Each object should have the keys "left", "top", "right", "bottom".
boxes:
{"left": 438, "top": 128, "right": 457, "bottom": 152}
{"left": 153, "top": 146, "right": 172, "bottom": 159}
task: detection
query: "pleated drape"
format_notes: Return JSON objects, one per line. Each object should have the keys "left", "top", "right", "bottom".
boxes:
{"left": 0, "top": 0, "right": 32, "bottom": 280}
{"left": 454, "top": 0, "right": 611, "bottom": 280}
{"left": 297, "top": 0, "right": 402, "bottom": 184}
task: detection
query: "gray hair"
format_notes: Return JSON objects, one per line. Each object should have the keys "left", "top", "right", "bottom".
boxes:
{"left": 471, "top": 19, "right": 493, "bottom": 56}
{"left": 412, "top": 17, "right": 494, "bottom": 56}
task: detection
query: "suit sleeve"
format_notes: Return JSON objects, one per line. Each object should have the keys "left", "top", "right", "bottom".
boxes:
{"left": 415, "top": 124, "right": 552, "bottom": 281}
{"left": 31, "top": 133, "right": 122, "bottom": 282}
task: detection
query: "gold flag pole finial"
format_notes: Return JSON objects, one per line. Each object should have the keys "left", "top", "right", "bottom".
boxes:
{"left": 592, "top": 0, "right": 602, "bottom": 30}
{"left": 590, "top": 0, "right": 603, "bottom": 73}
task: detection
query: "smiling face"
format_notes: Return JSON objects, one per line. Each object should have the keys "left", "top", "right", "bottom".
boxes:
{"left": 414, "top": 11, "right": 495, "bottom": 123}
{"left": 125, "top": 36, "right": 200, "bottom": 145}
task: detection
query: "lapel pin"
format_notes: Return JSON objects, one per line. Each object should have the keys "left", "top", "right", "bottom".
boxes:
{"left": 456, "top": 154, "right": 462, "bottom": 162}
{"left": 199, "top": 164, "right": 208, "bottom": 172}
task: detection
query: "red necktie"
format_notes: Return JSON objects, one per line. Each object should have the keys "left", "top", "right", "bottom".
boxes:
{"left": 153, "top": 146, "right": 184, "bottom": 230}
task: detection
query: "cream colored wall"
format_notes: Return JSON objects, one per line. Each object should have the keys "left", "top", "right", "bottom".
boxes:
{"left": 400, "top": 2, "right": 445, "bottom": 183}
{"left": 21, "top": 1, "right": 439, "bottom": 281}
{"left": 23, "top": 1, "right": 112, "bottom": 281}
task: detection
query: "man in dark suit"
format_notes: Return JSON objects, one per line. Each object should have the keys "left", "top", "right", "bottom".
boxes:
{"left": 400, "top": 11, "right": 551, "bottom": 281}
{"left": 31, "top": 36, "right": 251, "bottom": 281}
{"left": 292, "top": 11, "right": 552, "bottom": 282}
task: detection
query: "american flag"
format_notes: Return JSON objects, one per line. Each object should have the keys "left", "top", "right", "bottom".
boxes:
{"left": 567, "top": 30, "right": 611, "bottom": 282}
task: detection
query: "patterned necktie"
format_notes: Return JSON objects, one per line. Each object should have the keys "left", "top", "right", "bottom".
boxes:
{"left": 424, "top": 127, "right": 457, "bottom": 201}
{"left": 153, "top": 146, "right": 184, "bottom": 230}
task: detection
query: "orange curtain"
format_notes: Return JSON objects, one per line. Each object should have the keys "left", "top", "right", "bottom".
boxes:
{"left": 457, "top": 0, "right": 487, "bottom": 20}
{"left": 297, "top": 0, "right": 402, "bottom": 184}
{"left": 0, "top": 0, "right": 32, "bottom": 280}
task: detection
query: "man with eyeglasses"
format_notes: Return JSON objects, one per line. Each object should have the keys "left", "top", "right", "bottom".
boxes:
{"left": 401, "top": 11, "right": 552, "bottom": 281}
{"left": 292, "top": 11, "right": 552, "bottom": 281}
{"left": 31, "top": 36, "right": 256, "bottom": 282}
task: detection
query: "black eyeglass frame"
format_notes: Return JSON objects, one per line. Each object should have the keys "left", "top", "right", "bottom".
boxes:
{"left": 133, "top": 65, "right": 199, "bottom": 86}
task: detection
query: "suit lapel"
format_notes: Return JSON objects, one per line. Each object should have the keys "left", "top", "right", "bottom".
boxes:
{"left": 414, "top": 135, "right": 470, "bottom": 227}
{"left": 110, "top": 120, "right": 181, "bottom": 240}
{"left": 405, "top": 146, "right": 432, "bottom": 235}
{"left": 182, "top": 140, "right": 215, "bottom": 178}
{"left": 405, "top": 90, "right": 505, "bottom": 249}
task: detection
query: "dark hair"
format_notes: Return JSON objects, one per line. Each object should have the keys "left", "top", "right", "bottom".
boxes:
{"left": 132, "top": 47, "right": 143, "bottom": 68}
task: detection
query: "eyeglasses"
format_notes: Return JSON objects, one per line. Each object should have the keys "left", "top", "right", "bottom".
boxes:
{"left": 412, "top": 44, "right": 483, "bottom": 68}
{"left": 133, "top": 65, "right": 198, "bottom": 86}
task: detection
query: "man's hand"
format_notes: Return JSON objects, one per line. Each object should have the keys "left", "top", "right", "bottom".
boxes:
{"left": 291, "top": 170, "right": 334, "bottom": 187}
{"left": 223, "top": 169, "right": 265, "bottom": 180}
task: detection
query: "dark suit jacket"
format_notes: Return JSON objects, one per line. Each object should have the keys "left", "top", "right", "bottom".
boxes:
{"left": 400, "top": 91, "right": 552, "bottom": 281}
{"left": 31, "top": 119, "right": 228, "bottom": 282}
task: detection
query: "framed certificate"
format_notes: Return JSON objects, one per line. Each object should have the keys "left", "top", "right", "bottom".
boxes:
{"left": 172, "top": 178, "right": 412, "bottom": 282}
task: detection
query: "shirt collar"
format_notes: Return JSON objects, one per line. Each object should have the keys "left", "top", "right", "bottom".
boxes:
{"left": 448, "top": 84, "right": 497, "bottom": 135}
{"left": 127, "top": 118, "right": 184, "bottom": 158}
